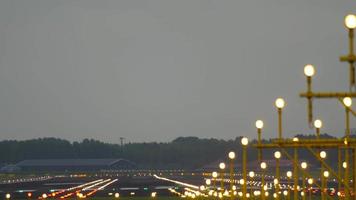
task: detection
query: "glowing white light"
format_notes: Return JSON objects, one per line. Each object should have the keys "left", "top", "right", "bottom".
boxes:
{"left": 343, "top": 97, "right": 352, "bottom": 107}
{"left": 343, "top": 162, "right": 347, "bottom": 169}
{"left": 228, "top": 151, "right": 236, "bottom": 159}
{"left": 219, "top": 162, "right": 226, "bottom": 170}
{"left": 286, "top": 171, "right": 292, "bottom": 178}
{"left": 320, "top": 151, "right": 327, "bottom": 159}
{"left": 273, "top": 178, "right": 279, "bottom": 185}
{"left": 275, "top": 98, "right": 285, "bottom": 109}
{"left": 240, "top": 179, "right": 245, "bottom": 185}
{"left": 304, "top": 64, "right": 315, "bottom": 77}
{"left": 241, "top": 137, "right": 249, "bottom": 146}
{"left": 301, "top": 162, "right": 307, "bottom": 169}
{"left": 256, "top": 120, "right": 264, "bottom": 129}
{"left": 314, "top": 119, "right": 322, "bottom": 129}
{"left": 260, "top": 162, "right": 267, "bottom": 169}
{"left": 249, "top": 171, "right": 255, "bottom": 178}
{"left": 323, "top": 171, "right": 329, "bottom": 178}
{"left": 345, "top": 14, "right": 356, "bottom": 29}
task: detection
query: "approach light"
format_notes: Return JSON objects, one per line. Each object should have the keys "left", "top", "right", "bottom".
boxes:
{"left": 241, "top": 137, "right": 249, "bottom": 146}
{"left": 228, "top": 151, "right": 236, "bottom": 159}
{"left": 345, "top": 14, "right": 356, "bottom": 29}
{"left": 314, "top": 119, "right": 322, "bottom": 129}
{"left": 256, "top": 120, "right": 264, "bottom": 129}
{"left": 275, "top": 98, "right": 285, "bottom": 109}
{"left": 304, "top": 64, "right": 315, "bottom": 77}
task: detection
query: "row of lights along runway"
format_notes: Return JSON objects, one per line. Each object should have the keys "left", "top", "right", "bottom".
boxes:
{"left": 4, "top": 179, "right": 119, "bottom": 199}
{"left": 2, "top": 175, "right": 166, "bottom": 199}
{"left": 0, "top": 171, "right": 200, "bottom": 199}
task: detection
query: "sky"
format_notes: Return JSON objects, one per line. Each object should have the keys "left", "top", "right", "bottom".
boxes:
{"left": 0, "top": 0, "right": 355, "bottom": 143}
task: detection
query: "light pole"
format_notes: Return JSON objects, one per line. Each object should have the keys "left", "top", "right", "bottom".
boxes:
{"left": 260, "top": 162, "right": 267, "bottom": 200}
{"left": 212, "top": 171, "right": 218, "bottom": 192}
{"left": 275, "top": 98, "right": 285, "bottom": 140}
{"left": 323, "top": 171, "right": 329, "bottom": 198}
{"left": 319, "top": 150, "right": 327, "bottom": 200}
{"left": 206, "top": 178, "right": 211, "bottom": 189}
{"left": 343, "top": 97, "right": 352, "bottom": 200}
{"left": 239, "top": 178, "right": 245, "bottom": 196}
{"left": 273, "top": 178, "right": 279, "bottom": 200}
{"left": 232, "top": 185, "right": 237, "bottom": 197}
{"left": 241, "top": 137, "right": 249, "bottom": 200}
{"left": 249, "top": 171, "right": 255, "bottom": 199}
{"left": 275, "top": 97, "right": 284, "bottom": 200}
{"left": 219, "top": 162, "right": 226, "bottom": 193}
{"left": 274, "top": 151, "right": 281, "bottom": 200}
{"left": 206, "top": 179, "right": 213, "bottom": 198}
{"left": 341, "top": 14, "right": 356, "bottom": 90}
{"left": 341, "top": 14, "right": 356, "bottom": 199}
{"left": 341, "top": 13, "right": 356, "bottom": 197}
{"left": 307, "top": 178, "right": 313, "bottom": 200}
{"left": 286, "top": 171, "right": 292, "bottom": 200}
{"left": 256, "top": 120, "right": 264, "bottom": 200}
{"left": 256, "top": 120, "right": 264, "bottom": 161}
{"left": 228, "top": 151, "right": 236, "bottom": 199}
{"left": 314, "top": 119, "right": 322, "bottom": 139}
{"left": 301, "top": 162, "right": 308, "bottom": 200}
{"left": 314, "top": 119, "right": 324, "bottom": 200}
{"left": 283, "top": 190, "right": 288, "bottom": 200}
{"left": 301, "top": 190, "right": 305, "bottom": 200}
{"left": 200, "top": 185, "right": 206, "bottom": 191}
{"left": 292, "top": 137, "right": 299, "bottom": 200}
{"left": 338, "top": 145, "right": 342, "bottom": 198}
{"left": 304, "top": 64, "right": 315, "bottom": 125}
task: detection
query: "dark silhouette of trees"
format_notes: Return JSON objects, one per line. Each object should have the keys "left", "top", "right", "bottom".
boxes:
{"left": 0, "top": 133, "right": 343, "bottom": 169}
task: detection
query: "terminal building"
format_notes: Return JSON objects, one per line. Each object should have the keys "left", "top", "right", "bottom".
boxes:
{"left": 15, "top": 158, "right": 137, "bottom": 171}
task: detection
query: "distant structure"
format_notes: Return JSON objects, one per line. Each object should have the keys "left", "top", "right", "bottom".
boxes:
{"left": 0, "top": 164, "right": 20, "bottom": 173}
{"left": 120, "top": 137, "right": 125, "bottom": 147}
{"left": 15, "top": 158, "right": 136, "bottom": 171}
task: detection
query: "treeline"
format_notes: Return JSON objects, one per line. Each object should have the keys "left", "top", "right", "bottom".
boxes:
{"left": 0, "top": 134, "right": 342, "bottom": 169}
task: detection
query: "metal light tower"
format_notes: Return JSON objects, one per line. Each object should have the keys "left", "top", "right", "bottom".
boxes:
{"left": 241, "top": 137, "right": 249, "bottom": 200}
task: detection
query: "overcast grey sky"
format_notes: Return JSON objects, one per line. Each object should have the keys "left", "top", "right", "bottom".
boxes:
{"left": 0, "top": 0, "right": 355, "bottom": 143}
